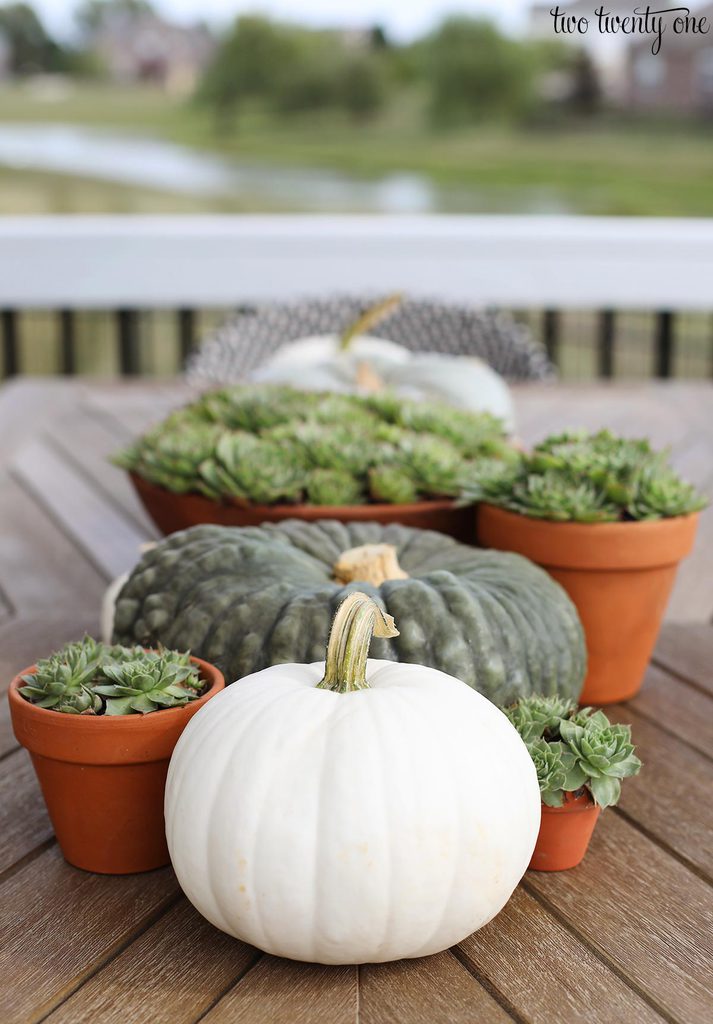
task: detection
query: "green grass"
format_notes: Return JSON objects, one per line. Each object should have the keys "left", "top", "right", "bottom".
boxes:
{"left": 1, "top": 81, "right": 713, "bottom": 215}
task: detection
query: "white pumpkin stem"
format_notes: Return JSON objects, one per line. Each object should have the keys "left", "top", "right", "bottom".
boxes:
{"left": 317, "top": 591, "right": 399, "bottom": 693}
{"left": 333, "top": 544, "right": 409, "bottom": 587}
{"left": 339, "top": 293, "right": 403, "bottom": 352}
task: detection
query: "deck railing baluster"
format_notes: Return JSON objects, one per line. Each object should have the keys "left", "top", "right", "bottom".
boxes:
{"left": 543, "top": 309, "right": 559, "bottom": 367}
{"left": 598, "top": 310, "right": 615, "bottom": 379}
{"left": 1, "top": 310, "right": 19, "bottom": 379}
{"left": 58, "top": 310, "right": 76, "bottom": 375}
{"left": 177, "top": 309, "right": 196, "bottom": 366}
{"left": 655, "top": 311, "right": 674, "bottom": 378}
{"left": 116, "top": 309, "right": 140, "bottom": 376}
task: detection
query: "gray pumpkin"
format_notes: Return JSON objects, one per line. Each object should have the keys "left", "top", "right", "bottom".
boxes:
{"left": 112, "top": 519, "right": 586, "bottom": 706}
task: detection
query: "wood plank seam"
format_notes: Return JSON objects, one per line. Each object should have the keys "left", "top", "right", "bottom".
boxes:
{"left": 191, "top": 952, "right": 264, "bottom": 1024}
{"left": 521, "top": 881, "right": 681, "bottom": 1024}
{"left": 649, "top": 655, "right": 713, "bottom": 704}
{"left": 450, "top": 945, "right": 527, "bottom": 1024}
{"left": 8, "top": 467, "right": 116, "bottom": 584}
{"left": 625, "top": 700, "right": 713, "bottom": 765}
{"left": 41, "top": 432, "right": 155, "bottom": 539}
{"left": 612, "top": 806, "right": 713, "bottom": 887}
{"left": 0, "top": 837, "right": 56, "bottom": 890}
{"left": 31, "top": 891, "right": 183, "bottom": 1024}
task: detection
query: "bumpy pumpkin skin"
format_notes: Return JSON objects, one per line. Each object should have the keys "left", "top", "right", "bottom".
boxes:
{"left": 113, "top": 520, "right": 586, "bottom": 705}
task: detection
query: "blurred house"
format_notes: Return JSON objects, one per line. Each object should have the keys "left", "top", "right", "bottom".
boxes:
{"left": 529, "top": 0, "right": 713, "bottom": 114}
{"left": 91, "top": 11, "right": 215, "bottom": 94}
{"left": 626, "top": 5, "right": 713, "bottom": 115}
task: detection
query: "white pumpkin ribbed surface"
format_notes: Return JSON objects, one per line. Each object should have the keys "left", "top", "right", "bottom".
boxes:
{"left": 165, "top": 659, "right": 540, "bottom": 965}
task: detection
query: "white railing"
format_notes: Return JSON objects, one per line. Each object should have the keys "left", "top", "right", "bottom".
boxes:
{"left": 2, "top": 214, "right": 713, "bottom": 310}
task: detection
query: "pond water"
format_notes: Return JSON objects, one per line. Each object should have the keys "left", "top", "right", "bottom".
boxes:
{"left": 0, "top": 123, "right": 573, "bottom": 214}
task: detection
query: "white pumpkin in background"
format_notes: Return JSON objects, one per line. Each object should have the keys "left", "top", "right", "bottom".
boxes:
{"left": 165, "top": 592, "right": 540, "bottom": 965}
{"left": 249, "top": 295, "right": 516, "bottom": 431}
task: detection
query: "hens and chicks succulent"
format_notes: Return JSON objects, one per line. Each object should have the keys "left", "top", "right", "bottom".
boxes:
{"left": 505, "top": 695, "right": 642, "bottom": 808}
{"left": 20, "top": 637, "right": 202, "bottom": 716}
{"left": 114, "top": 386, "right": 515, "bottom": 506}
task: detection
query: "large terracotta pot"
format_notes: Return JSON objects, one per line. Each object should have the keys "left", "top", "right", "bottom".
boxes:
{"left": 477, "top": 504, "right": 699, "bottom": 704}
{"left": 529, "top": 791, "right": 601, "bottom": 872}
{"left": 8, "top": 656, "right": 224, "bottom": 874}
{"left": 130, "top": 472, "right": 474, "bottom": 542}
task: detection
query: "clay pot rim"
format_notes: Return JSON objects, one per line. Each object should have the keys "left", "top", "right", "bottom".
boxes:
{"left": 541, "top": 790, "right": 598, "bottom": 815}
{"left": 129, "top": 471, "right": 466, "bottom": 516}
{"left": 8, "top": 654, "right": 223, "bottom": 730}
{"left": 478, "top": 503, "right": 699, "bottom": 570}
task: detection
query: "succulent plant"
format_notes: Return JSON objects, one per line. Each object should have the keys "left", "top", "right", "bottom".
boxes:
{"left": 558, "top": 716, "right": 641, "bottom": 808}
{"left": 20, "top": 637, "right": 105, "bottom": 714}
{"left": 19, "top": 637, "right": 203, "bottom": 716}
{"left": 94, "top": 650, "right": 202, "bottom": 716}
{"left": 527, "top": 738, "right": 584, "bottom": 808}
{"left": 504, "top": 694, "right": 641, "bottom": 808}
{"left": 504, "top": 694, "right": 577, "bottom": 744}
{"left": 113, "top": 385, "right": 513, "bottom": 507}
{"left": 463, "top": 428, "right": 706, "bottom": 522}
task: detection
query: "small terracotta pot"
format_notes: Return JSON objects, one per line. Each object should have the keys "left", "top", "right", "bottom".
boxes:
{"left": 130, "top": 472, "right": 474, "bottom": 542}
{"left": 8, "top": 656, "right": 224, "bottom": 874}
{"left": 477, "top": 504, "right": 698, "bottom": 704}
{"left": 529, "top": 791, "right": 601, "bottom": 872}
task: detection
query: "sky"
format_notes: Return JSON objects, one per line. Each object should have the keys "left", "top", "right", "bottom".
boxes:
{"left": 33, "top": 0, "right": 532, "bottom": 41}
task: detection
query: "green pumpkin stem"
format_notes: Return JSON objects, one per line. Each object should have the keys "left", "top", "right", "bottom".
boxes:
{"left": 339, "top": 293, "right": 403, "bottom": 352}
{"left": 318, "top": 591, "right": 399, "bottom": 693}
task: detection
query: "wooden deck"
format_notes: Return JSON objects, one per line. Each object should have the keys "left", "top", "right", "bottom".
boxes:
{"left": 1, "top": 378, "right": 712, "bottom": 1024}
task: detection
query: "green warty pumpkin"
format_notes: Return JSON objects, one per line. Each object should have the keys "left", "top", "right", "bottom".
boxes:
{"left": 112, "top": 520, "right": 586, "bottom": 706}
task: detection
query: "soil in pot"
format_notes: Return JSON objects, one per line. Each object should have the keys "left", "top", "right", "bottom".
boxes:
{"left": 477, "top": 504, "right": 699, "bottom": 704}
{"left": 130, "top": 472, "right": 475, "bottom": 543}
{"left": 8, "top": 656, "right": 224, "bottom": 874}
{"left": 529, "top": 791, "right": 601, "bottom": 871}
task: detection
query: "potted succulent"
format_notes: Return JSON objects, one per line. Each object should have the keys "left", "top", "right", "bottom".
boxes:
{"left": 113, "top": 385, "right": 517, "bottom": 542}
{"left": 8, "top": 637, "right": 224, "bottom": 874}
{"left": 504, "top": 695, "right": 642, "bottom": 871}
{"left": 471, "top": 430, "right": 706, "bottom": 703}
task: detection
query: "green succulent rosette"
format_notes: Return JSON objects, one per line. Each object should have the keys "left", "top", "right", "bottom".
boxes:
{"left": 504, "top": 694, "right": 642, "bottom": 809}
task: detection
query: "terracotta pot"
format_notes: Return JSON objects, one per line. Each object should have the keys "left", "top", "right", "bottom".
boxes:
{"left": 8, "top": 656, "right": 224, "bottom": 874}
{"left": 529, "top": 791, "right": 601, "bottom": 872}
{"left": 130, "top": 471, "right": 474, "bottom": 542}
{"left": 477, "top": 504, "right": 698, "bottom": 704}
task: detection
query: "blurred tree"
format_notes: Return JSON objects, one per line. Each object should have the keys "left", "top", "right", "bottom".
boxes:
{"left": 0, "top": 2, "right": 66, "bottom": 74}
{"left": 198, "top": 16, "right": 293, "bottom": 125}
{"left": 199, "top": 16, "right": 385, "bottom": 125}
{"left": 569, "top": 49, "right": 601, "bottom": 116}
{"left": 423, "top": 17, "right": 536, "bottom": 125}
{"left": 338, "top": 56, "right": 385, "bottom": 120}
{"left": 75, "top": 0, "right": 154, "bottom": 35}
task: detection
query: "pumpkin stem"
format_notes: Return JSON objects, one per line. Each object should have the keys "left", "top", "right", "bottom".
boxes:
{"left": 339, "top": 293, "right": 403, "bottom": 352}
{"left": 333, "top": 544, "right": 409, "bottom": 587}
{"left": 317, "top": 591, "right": 399, "bottom": 693}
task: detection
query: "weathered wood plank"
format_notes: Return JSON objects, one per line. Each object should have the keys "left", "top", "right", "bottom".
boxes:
{"left": 201, "top": 957, "right": 357, "bottom": 1024}
{"left": 43, "top": 900, "right": 257, "bottom": 1024}
{"left": 0, "top": 749, "right": 53, "bottom": 876}
{"left": 0, "top": 846, "right": 177, "bottom": 1024}
{"left": 10, "top": 438, "right": 150, "bottom": 581}
{"left": 459, "top": 886, "right": 665, "bottom": 1024}
{"left": 654, "top": 622, "right": 713, "bottom": 697}
{"left": 0, "top": 473, "right": 106, "bottom": 616}
{"left": 360, "top": 950, "right": 513, "bottom": 1024}
{"left": 46, "top": 406, "right": 160, "bottom": 539}
{"left": 527, "top": 813, "right": 713, "bottom": 1024}
{"left": 0, "top": 379, "right": 79, "bottom": 467}
{"left": 630, "top": 664, "right": 713, "bottom": 760}
{"left": 608, "top": 707, "right": 713, "bottom": 880}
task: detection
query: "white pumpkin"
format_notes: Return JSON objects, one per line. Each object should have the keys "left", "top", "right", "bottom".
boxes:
{"left": 165, "top": 593, "right": 540, "bottom": 965}
{"left": 251, "top": 333, "right": 516, "bottom": 431}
